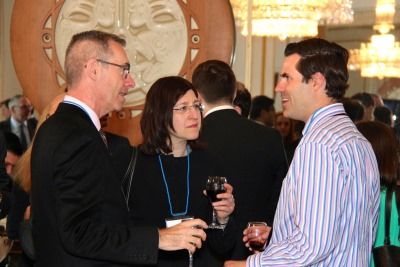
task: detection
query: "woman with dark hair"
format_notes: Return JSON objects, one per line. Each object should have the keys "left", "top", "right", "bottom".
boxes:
{"left": 275, "top": 112, "right": 302, "bottom": 164}
{"left": 356, "top": 121, "right": 400, "bottom": 266}
{"left": 128, "top": 76, "right": 236, "bottom": 267}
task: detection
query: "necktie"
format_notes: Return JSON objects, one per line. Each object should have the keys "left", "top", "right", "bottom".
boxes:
{"left": 99, "top": 129, "right": 108, "bottom": 148}
{"left": 19, "top": 123, "right": 28, "bottom": 151}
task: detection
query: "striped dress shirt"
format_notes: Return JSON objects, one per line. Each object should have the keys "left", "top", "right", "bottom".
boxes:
{"left": 247, "top": 103, "right": 380, "bottom": 266}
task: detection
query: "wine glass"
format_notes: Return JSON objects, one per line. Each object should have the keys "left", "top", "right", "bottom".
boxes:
{"left": 205, "top": 176, "right": 227, "bottom": 229}
{"left": 246, "top": 221, "right": 268, "bottom": 252}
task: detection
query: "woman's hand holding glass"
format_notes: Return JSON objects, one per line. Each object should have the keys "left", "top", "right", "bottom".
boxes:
{"left": 243, "top": 222, "right": 270, "bottom": 253}
{"left": 211, "top": 183, "right": 235, "bottom": 224}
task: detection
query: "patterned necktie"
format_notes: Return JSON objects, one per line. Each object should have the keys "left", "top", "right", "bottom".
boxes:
{"left": 99, "top": 129, "right": 108, "bottom": 148}
{"left": 19, "top": 123, "right": 28, "bottom": 150}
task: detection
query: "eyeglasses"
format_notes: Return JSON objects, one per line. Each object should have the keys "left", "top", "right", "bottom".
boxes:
{"left": 173, "top": 102, "right": 204, "bottom": 114}
{"left": 96, "top": 59, "right": 130, "bottom": 79}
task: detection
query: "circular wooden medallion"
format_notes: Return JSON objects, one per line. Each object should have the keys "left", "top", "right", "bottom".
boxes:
{"left": 11, "top": 0, "right": 235, "bottom": 144}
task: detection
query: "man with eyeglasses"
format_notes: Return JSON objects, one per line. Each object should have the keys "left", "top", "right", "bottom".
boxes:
{"left": 31, "top": 30, "right": 206, "bottom": 267}
{"left": 0, "top": 95, "right": 37, "bottom": 151}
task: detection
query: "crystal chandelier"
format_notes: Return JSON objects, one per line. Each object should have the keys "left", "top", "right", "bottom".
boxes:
{"left": 230, "top": 0, "right": 354, "bottom": 40}
{"left": 348, "top": 0, "right": 400, "bottom": 79}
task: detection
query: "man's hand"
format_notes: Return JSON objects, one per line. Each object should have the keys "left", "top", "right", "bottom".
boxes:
{"left": 243, "top": 224, "right": 271, "bottom": 252}
{"left": 158, "top": 218, "right": 208, "bottom": 254}
{"left": 224, "top": 260, "right": 247, "bottom": 267}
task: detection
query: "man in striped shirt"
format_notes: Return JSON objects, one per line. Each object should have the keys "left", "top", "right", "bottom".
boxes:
{"left": 225, "top": 38, "right": 380, "bottom": 266}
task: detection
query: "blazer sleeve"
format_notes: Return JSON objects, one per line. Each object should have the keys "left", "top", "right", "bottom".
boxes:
{"left": 52, "top": 132, "right": 159, "bottom": 265}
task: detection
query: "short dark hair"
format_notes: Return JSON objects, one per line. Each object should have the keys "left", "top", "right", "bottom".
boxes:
{"left": 351, "top": 92, "right": 375, "bottom": 108}
{"left": 374, "top": 106, "right": 393, "bottom": 126}
{"left": 284, "top": 38, "right": 349, "bottom": 100}
{"left": 65, "top": 30, "right": 126, "bottom": 87}
{"left": 341, "top": 98, "right": 364, "bottom": 122}
{"left": 140, "top": 76, "right": 198, "bottom": 155}
{"left": 249, "top": 95, "right": 274, "bottom": 120}
{"left": 233, "top": 86, "right": 251, "bottom": 118}
{"left": 4, "top": 132, "right": 22, "bottom": 156}
{"left": 192, "top": 60, "right": 236, "bottom": 104}
{"left": 0, "top": 98, "right": 10, "bottom": 109}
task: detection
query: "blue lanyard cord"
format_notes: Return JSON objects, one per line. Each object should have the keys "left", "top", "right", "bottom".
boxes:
{"left": 158, "top": 146, "right": 190, "bottom": 217}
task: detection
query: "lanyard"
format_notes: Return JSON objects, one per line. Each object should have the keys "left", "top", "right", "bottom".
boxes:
{"left": 158, "top": 147, "right": 190, "bottom": 217}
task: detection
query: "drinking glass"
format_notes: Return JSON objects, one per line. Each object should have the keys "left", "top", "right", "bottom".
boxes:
{"left": 246, "top": 221, "right": 268, "bottom": 252}
{"left": 205, "top": 176, "right": 227, "bottom": 229}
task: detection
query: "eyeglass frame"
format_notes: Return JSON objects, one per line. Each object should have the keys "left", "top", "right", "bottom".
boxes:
{"left": 172, "top": 101, "right": 204, "bottom": 114}
{"left": 96, "top": 59, "right": 131, "bottom": 79}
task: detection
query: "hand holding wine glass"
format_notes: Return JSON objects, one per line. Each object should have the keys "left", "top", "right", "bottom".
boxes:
{"left": 205, "top": 176, "right": 230, "bottom": 229}
{"left": 243, "top": 222, "right": 270, "bottom": 253}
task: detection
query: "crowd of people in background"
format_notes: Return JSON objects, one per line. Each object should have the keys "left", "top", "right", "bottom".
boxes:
{"left": 0, "top": 30, "right": 398, "bottom": 267}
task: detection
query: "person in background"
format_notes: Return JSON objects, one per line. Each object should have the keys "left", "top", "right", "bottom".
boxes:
{"left": 0, "top": 131, "right": 12, "bottom": 219}
{"left": 0, "top": 99, "right": 11, "bottom": 121}
{"left": 356, "top": 121, "right": 399, "bottom": 267}
{"left": 249, "top": 96, "right": 275, "bottom": 127}
{"left": 0, "top": 95, "right": 37, "bottom": 151}
{"left": 351, "top": 92, "right": 375, "bottom": 121}
{"left": 225, "top": 38, "right": 380, "bottom": 266}
{"left": 274, "top": 112, "right": 301, "bottom": 164}
{"left": 233, "top": 82, "right": 252, "bottom": 118}
{"left": 128, "top": 76, "right": 236, "bottom": 266}
{"left": 31, "top": 30, "right": 207, "bottom": 266}
{"left": 341, "top": 97, "right": 364, "bottom": 123}
{"left": 192, "top": 59, "right": 288, "bottom": 261}
{"left": 371, "top": 93, "right": 384, "bottom": 108}
{"left": 0, "top": 132, "right": 22, "bottom": 267}
{"left": 374, "top": 105, "right": 394, "bottom": 128}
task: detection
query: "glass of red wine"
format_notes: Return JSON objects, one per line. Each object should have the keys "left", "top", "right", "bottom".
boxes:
{"left": 205, "top": 176, "right": 227, "bottom": 229}
{"left": 247, "top": 221, "right": 268, "bottom": 252}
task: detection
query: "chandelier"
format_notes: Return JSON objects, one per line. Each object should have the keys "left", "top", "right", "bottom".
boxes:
{"left": 230, "top": 0, "right": 354, "bottom": 40}
{"left": 348, "top": 0, "right": 400, "bottom": 79}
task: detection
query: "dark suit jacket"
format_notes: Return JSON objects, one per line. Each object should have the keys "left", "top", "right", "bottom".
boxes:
{"left": 0, "top": 117, "right": 37, "bottom": 141}
{"left": 31, "top": 103, "right": 159, "bottom": 267}
{"left": 200, "top": 109, "right": 288, "bottom": 260}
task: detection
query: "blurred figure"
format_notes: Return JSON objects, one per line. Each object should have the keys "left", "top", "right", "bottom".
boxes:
{"left": 351, "top": 92, "right": 375, "bottom": 121}
{"left": 275, "top": 112, "right": 301, "bottom": 163}
{"left": 371, "top": 93, "right": 384, "bottom": 107}
{"left": 0, "top": 99, "right": 11, "bottom": 121}
{"left": 233, "top": 82, "right": 251, "bottom": 118}
{"left": 249, "top": 96, "right": 275, "bottom": 127}
{"left": 129, "top": 76, "right": 236, "bottom": 266}
{"left": 374, "top": 106, "right": 394, "bottom": 128}
{"left": 356, "top": 121, "right": 399, "bottom": 267}
{"left": 341, "top": 98, "right": 364, "bottom": 123}
{"left": 0, "top": 95, "right": 37, "bottom": 151}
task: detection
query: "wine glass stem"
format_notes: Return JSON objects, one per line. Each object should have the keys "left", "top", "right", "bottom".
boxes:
{"left": 212, "top": 208, "right": 217, "bottom": 225}
{"left": 188, "top": 251, "right": 193, "bottom": 267}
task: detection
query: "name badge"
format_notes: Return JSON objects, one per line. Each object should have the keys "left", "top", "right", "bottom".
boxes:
{"left": 165, "top": 215, "right": 194, "bottom": 228}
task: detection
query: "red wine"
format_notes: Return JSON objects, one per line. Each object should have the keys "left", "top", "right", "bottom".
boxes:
{"left": 249, "top": 241, "right": 264, "bottom": 251}
{"left": 206, "top": 189, "right": 226, "bottom": 202}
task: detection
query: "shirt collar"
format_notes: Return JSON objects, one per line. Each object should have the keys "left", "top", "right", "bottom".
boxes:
{"left": 10, "top": 116, "right": 24, "bottom": 126}
{"left": 63, "top": 95, "right": 101, "bottom": 130}
{"left": 302, "top": 103, "right": 345, "bottom": 136}
{"left": 204, "top": 105, "right": 235, "bottom": 118}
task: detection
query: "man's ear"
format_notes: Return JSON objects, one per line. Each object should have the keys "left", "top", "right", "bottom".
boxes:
{"left": 85, "top": 58, "right": 99, "bottom": 80}
{"left": 310, "top": 72, "right": 326, "bottom": 92}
